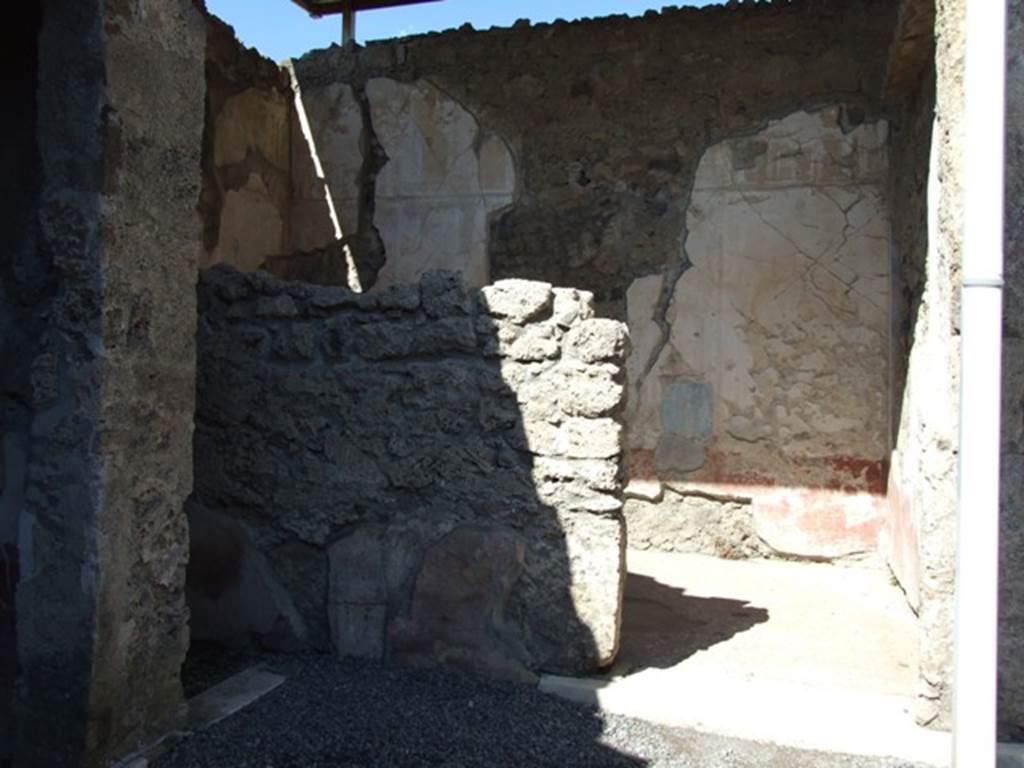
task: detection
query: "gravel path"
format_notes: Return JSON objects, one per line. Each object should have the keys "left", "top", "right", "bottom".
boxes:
{"left": 152, "top": 655, "right": 933, "bottom": 768}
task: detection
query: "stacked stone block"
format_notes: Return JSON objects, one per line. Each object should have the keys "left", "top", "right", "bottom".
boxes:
{"left": 189, "top": 266, "right": 629, "bottom": 678}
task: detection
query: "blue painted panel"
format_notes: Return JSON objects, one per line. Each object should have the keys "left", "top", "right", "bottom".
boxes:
{"left": 660, "top": 381, "right": 713, "bottom": 439}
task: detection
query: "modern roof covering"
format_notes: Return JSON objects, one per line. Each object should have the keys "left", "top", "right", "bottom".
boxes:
{"left": 289, "top": 0, "right": 441, "bottom": 16}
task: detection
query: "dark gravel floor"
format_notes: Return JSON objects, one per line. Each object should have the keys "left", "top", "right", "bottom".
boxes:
{"left": 151, "top": 655, "right": 933, "bottom": 768}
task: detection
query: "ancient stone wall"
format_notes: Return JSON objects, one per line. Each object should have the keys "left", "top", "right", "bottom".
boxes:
{"left": 881, "top": 0, "right": 960, "bottom": 730}
{"left": 290, "top": 0, "right": 896, "bottom": 310}
{"left": 1001, "top": 0, "right": 1024, "bottom": 741}
{"left": 188, "top": 266, "right": 629, "bottom": 678}
{"left": 881, "top": 8, "right": 935, "bottom": 635}
{"left": 8, "top": 1, "right": 205, "bottom": 765}
{"left": 192, "top": 0, "right": 1006, "bottom": 731}
{"left": 278, "top": 0, "right": 898, "bottom": 562}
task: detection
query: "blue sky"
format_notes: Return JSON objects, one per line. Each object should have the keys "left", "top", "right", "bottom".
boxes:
{"left": 207, "top": 0, "right": 719, "bottom": 62}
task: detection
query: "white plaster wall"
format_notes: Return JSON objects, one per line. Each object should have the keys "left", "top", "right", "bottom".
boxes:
{"left": 625, "top": 107, "right": 892, "bottom": 558}
{"left": 290, "top": 77, "right": 516, "bottom": 290}
{"left": 366, "top": 78, "right": 515, "bottom": 290}
{"left": 207, "top": 86, "right": 291, "bottom": 270}
{"left": 289, "top": 79, "right": 365, "bottom": 253}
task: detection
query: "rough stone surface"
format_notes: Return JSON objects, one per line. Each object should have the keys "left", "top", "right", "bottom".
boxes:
{"left": 479, "top": 279, "right": 554, "bottom": 323}
{"left": 5, "top": 1, "right": 204, "bottom": 766}
{"left": 879, "top": 0, "right": 960, "bottom": 730}
{"left": 1001, "top": 0, "right": 1024, "bottom": 741}
{"left": 624, "top": 492, "right": 767, "bottom": 560}
{"left": 624, "top": 107, "right": 891, "bottom": 560}
{"left": 199, "top": 5, "right": 898, "bottom": 565}
{"left": 189, "top": 266, "right": 629, "bottom": 675}
{"left": 276, "top": 5, "right": 898, "bottom": 572}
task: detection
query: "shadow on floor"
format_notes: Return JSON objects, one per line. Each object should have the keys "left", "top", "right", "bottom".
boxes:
{"left": 609, "top": 572, "right": 769, "bottom": 675}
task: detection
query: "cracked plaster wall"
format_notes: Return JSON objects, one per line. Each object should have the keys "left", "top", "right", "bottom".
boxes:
{"left": 288, "top": 0, "right": 896, "bottom": 309}
{"left": 289, "top": 75, "right": 515, "bottom": 290}
{"left": 625, "top": 107, "right": 892, "bottom": 561}
{"left": 201, "top": 16, "right": 292, "bottom": 273}
{"left": 201, "top": 19, "right": 517, "bottom": 292}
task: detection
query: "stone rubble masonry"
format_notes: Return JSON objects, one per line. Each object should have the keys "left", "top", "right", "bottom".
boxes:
{"left": 624, "top": 487, "right": 769, "bottom": 561}
{"left": 8, "top": 1, "right": 205, "bottom": 766}
{"left": 188, "top": 266, "right": 630, "bottom": 680}
{"left": 193, "top": 0, "right": 976, "bottom": 728}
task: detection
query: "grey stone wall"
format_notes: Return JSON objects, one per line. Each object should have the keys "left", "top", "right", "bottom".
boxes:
{"left": 1001, "top": 0, "right": 1024, "bottom": 741}
{"left": 900, "top": 0, "right": 961, "bottom": 730}
{"left": 189, "top": 266, "right": 629, "bottom": 678}
{"left": 9, "top": 1, "right": 205, "bottom": 765}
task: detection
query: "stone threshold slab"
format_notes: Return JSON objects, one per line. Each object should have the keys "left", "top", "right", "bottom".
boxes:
{"left": 538, "top": 672, "right": 952, "bottom": 767}
{"left": 1001, "top": 742, "right": 1024, "bottom": 768}
{"left": 113, "top": 665, "right": 286, "bottom": 768}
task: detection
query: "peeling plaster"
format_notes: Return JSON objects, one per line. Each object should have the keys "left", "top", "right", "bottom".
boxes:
{"left": 625, "top": 107, "right": 891, "bottom": 559}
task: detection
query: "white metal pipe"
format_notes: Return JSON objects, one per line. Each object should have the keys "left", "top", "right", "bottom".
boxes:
{"left": 953, "top": 0, "right": 1007, "bottom": 765}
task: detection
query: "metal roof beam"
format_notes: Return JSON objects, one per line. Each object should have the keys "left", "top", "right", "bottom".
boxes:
{"left": 289, "top": 0, "right": 441, "bottom": 17}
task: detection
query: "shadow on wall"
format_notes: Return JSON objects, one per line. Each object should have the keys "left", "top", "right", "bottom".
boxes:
{"left": 1, "top": 1, "right": 42, "bottom": 764}
{"left": 185, "top": 265, "right": 629, "bottom": 683}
